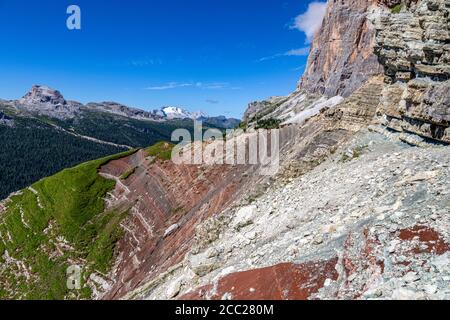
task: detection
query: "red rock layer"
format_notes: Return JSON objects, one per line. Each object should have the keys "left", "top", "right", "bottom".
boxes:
{"left": 99, "top": 150, "right": 254, "bottom": 299}
{"left": 399, "top": 226, "right": 450, "bottom": 255}
{"left": 181, "top": 258, "right": 339, "bottom": 300}
{"left": 181, "top": 224, "right": 449, "bottom": 300}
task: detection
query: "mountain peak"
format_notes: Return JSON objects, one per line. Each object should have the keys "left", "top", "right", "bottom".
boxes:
{"left": 17, "top": 85, "right": 81, "bottom": 119}
{"left": 161, "top": 106, "right": 208, "bottom": 120}
{"left": 20, "top": 85, "right": 67, "bottom": 106}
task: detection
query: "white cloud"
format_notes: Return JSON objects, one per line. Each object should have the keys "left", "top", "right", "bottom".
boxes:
{"left": 129, "top": 58, "right": 162, "bottom": 67}
{"left": 259, "top": 47, "right": 310, "bottom": 62}
{"left": 198, "top": 82, "right": 229, "bottom": 89}
{"left": 145, "top": 82, "right": 230, "bottom": 91}
{"left": 145, "top": 82, "right": 192, "bottom": 90}
{"left": 285, "top": 47, "right": 311, "bottom": 56}
{"left": 290, "top": 1, "right": 327, "bottom": 43}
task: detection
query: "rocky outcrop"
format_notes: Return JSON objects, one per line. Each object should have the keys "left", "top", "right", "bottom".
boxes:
{"left": 0, "top": 111, "right": 14, "bottom": 127}
{"left": 324, "top": 76, "right": 385, "bottom": 132}
{"left": 20, "top": 85, "right": 67, "bottom": 107}
{"left": 299, "top": 0, "right": 383, "bottom": 98}
{"left": 373, "top": 0, "right": 450, "bottom": 143}
{"left": 243, "top": 96, "right": 288, "bottom": 123}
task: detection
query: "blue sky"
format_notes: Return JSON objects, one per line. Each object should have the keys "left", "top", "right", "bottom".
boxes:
{"left": 0, "top": 0, "right": 326, "bottom": 118}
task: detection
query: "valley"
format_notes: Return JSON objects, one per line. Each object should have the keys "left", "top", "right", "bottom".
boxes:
{"left": 0, "top": 87, "right": 239, "bottom": 200}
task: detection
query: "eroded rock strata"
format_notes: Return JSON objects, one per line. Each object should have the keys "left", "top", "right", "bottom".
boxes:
{"left": 374, "top": 0, "right": 450, "bottom": 143}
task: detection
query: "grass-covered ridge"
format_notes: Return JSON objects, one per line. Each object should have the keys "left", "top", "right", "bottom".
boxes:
{"left": 145, "top": 141, "right": 175, "bottom": 161}
{"left": 0, "top": 149, "right": 136, "bottom": 300}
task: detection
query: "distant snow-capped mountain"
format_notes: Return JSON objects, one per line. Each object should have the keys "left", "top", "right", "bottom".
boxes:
{"left": 9, "top": 85, "right": 240, "bottom": 128}
{"left": 161, "top": 106, "right": 208, "bottom": 120}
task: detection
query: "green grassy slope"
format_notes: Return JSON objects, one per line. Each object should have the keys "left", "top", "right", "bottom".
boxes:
{"left": 0, "top": 149, "right": 136, "bottom": 300}
{"left": 145, "top": 141, "right": 175, "bottom": 161}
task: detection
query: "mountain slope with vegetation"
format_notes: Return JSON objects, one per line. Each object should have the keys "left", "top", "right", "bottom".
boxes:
{"left": 0, "top": 149, "right": 136, "bottom": 299}
{"left": 0, "top": 107, "right": 126, "bottom": 200}
{"left": 0, "top": 87, "right": 238, "bottom": 200}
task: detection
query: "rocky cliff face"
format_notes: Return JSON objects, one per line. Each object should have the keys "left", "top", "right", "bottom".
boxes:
{"left": 243, "top": 0, "right": 387, "bottom": 127}
{"left": 373, "top": 0, "right": 450, "bottom": 143}
{"left": 299, "top": 0, "right": 384, "bottom": 98}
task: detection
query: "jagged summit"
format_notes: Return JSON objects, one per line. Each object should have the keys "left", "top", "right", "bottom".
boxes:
{"left": 19, "top": 85, "right": 67, "bottom": 106}
{"left": 16, "top": 85, "right": 82, "bottom": 119}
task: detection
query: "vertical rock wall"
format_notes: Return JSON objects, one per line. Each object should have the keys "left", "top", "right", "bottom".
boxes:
{"left": 299, "top": 0, "right": 383, "bottom": 97}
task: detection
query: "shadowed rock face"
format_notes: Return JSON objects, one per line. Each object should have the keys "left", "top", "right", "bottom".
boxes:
{"left": 0, "top": 111, "right": 14, "bottom": 127}
{"left": 299, "top": 0, "right": 383, "bottom": 98}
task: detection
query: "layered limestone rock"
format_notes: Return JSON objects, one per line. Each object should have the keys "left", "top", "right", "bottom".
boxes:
{"left": 299, "top": 0, "right": 383, "bottom": 97}
{"left": 373, "top": 0, "right": 450, "bottom": 143}
{"left": 324, "top": 76, "right": 385, "bottom": 132}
